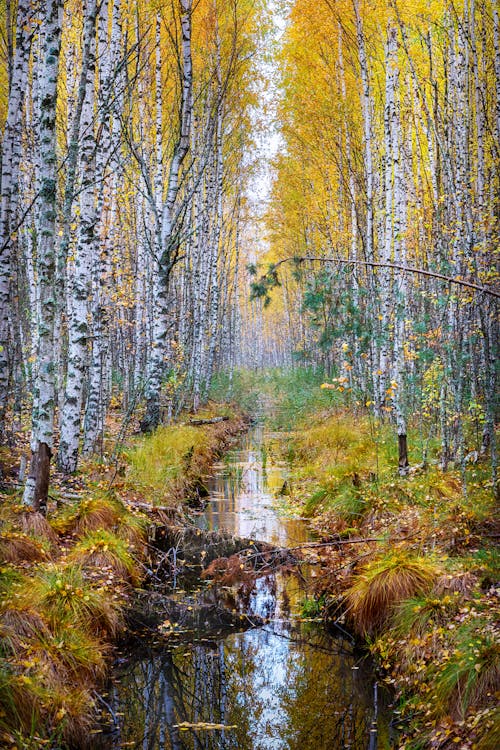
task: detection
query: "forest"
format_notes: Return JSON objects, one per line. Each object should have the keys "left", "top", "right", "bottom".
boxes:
{"left": 0, "top": 0, "right": 498, "bottom": 748}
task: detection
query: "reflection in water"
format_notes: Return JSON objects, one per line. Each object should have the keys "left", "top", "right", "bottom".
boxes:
{"left": 103, "top": 428, "right": 395, "bottom": 750}
{"left": 198, "top": 426, "right": 307, "bottom": 548}
{"left": 109, "top": 624, "right": 392, "bottom": 750}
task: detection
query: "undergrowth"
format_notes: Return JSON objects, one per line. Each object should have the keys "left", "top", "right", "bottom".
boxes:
{"left": 287, "top": 408, "right": 499, "bottom": 749}
{"left": 210, "top": 367, "right": 339, "bottom": 427}
{"left": 0, "top": 407, "right": 246, "bottom": 747}
{"left": 124, "top": 403, "right": 245, "bottom": 505}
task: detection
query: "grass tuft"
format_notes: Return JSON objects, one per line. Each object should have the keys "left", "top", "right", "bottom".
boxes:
{"left": 115, "top": 509, "right": 149, "bottom": 549}
{"left": 433, "top": 621, "right": 500, "bottom": 719}
{"left": 32, "top": 624, "right": 108, "bottom": 682}
{"left": 393, "top": 592, "right": 461, "bottom": 638}
{"left": 17, "top": 510, "right": 58, "bottom": 544}
{"left": 67, "top": 529, "right": 140, "bottom": 585}
{"left": 31, "top": 563, "right": 122, "bottom": 637}
{"left": 53, "top": 496, "right": 123, "bottom": 537}
{"left": 1, "top": 603, "right": 52, "bottom": 656}
{"left": 345, "top": 550, "right": 440, "bottom": 636}
{"left": 475, "top": 707, "right": 500, "bottom": 749}
{"left": 0, "top": 532, "right": 51, "bottom": 564}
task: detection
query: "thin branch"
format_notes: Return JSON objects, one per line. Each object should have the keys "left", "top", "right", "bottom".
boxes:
{"left": 261, "top": 256, "right": 500, "bottom": 299}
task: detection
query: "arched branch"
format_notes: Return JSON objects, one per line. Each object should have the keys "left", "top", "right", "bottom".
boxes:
{"left": 249, "top": 256, "right": 500, "bottom": 302}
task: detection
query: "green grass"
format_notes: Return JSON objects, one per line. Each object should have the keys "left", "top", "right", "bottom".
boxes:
{"left": 303, "top": 479, "right": 367, "bottom": 522}
{"left": 393, "top": 592, "right": 461, "bottom": 637}
{"left": 300, "top": 595, "right": 325, "bottom": 617}
{"left": 469, "top": 548, "right": 500, "bottom": 583}
{"left": 210, "top": 366, "right": 340, "bottom": 427}
{"left": 67, "top": 529, "right": 140, "bottom": 584}
{"left": 432, "top": 620, "right": 500, "bottom": 719}
{"left": 53, "top": 495, "right": 123, "bottom": 537}
{"left": 125, "top": 423, "right": 209, "bottom": 503}
{"left": 264, "top": 367, "right": 341, "bottom": 429}
{"left": 0, "top": 565, "right": 112, "bottom": 746}
{"left": 30, "top": 563, "right": 122, "bottom": 636}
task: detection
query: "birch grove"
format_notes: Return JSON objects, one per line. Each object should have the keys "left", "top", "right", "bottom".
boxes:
{"left": 254, "top": 0, "right": 498, "bottom": 491}
{"left": 0, "top": 0, "right": 497, "bottom": 505}
{"left": 0, "top": 0, "right": 263, "bottom": 505}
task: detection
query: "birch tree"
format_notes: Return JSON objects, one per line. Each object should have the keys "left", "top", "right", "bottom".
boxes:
{"left": 0, "top": 0, "right": 32, "bottom": 438}
{"left": 141, "top": 0, "right": 193, "bottom": 432}
{"left": 58, "top": 0, "right": 98, "bottom": 474}
{"left": 23, "top": 0, "right": 63, "bottom": 509}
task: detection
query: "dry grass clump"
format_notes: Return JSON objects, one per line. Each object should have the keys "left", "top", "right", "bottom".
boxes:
{"left": 435, "top": 570, "right": 479, "bottom": 596}
{"left": 294, "top": 415, "right": 374, "bottom": 463}
{"left": 2, "top": 671, "right": 97, "bottom": 749}
{"left": 29, "top": 624, "right": 108, "bottom": 682}
{"left": 44, "top": 684, "right": 97, "bottom": 748}
{"left": 53, "top": 496, "right": 123, "bottom": 537}
{"left": 17, "top": 510, "right": 59, "bottom": 544}
{"left": 476, "top": 707, "right": 500, "bottom": 749}
{"left": 0, "top": 531, "right": 51, "bottom": 564}
{"left": 0, "top": 569, "right": 110, "bottom": 747}
{"left": 0, "top": 603, "right": 52, "bottom": 656}
{"left": 67, "top": 529, "right": 140, "bottom": 585}
{"left": 345, "top": 550, "right": 440, "bottom": 636}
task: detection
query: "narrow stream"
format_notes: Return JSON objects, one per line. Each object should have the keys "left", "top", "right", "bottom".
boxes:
{"left": 103, "top": 427, "right": 396, "bottom": 749}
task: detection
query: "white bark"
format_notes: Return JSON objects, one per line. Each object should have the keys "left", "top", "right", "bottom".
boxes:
{"left": 353, "top": 0, "right": 374, "bottom": 265}
{"left": 203, "top": 25, "right": 224, "bottom": 400}
{"left": 23, "top": 0, "right": 63, "bottom": 508}
{"left": 58, "top": 1, "right": 97, "bottom": 473}
{"left": 494, "top": 8, "right": 500, "bottom": 144}
{"left": 379, "top": 24, "right": 398, "bottom": 411}
{"left": 143, "top": 0, "right": 193, "bottom": 430}
{"left": 0, "top": 0, "right": 32, "bottom": 432}
{"left": 83, "top": 0, "right": 122, "bottom": 454}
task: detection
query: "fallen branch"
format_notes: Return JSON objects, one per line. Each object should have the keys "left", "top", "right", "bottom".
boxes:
{"left": 186, "top": 416, "right": 230, "bottom": 426}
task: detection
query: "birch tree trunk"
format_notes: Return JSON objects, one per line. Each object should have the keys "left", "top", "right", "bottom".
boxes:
{"left": 203, "top": 22, "right": 224, "bottom": 400}
{"left": 0, "top": 0, "right": 32, "bottom": 437}
{"left": 353, "top": 0, "right": 379, "bottom": 417}
{"left": 142, "top": 0, "right": 193, "bottom": 431}
{"left": 58, "top": 1, "right": 97, "bottom": 473}
{"left": 493, "top": 8, "right": 500, "bottom": 144}
{"left": 378, "top": 24, "right": 398, "bottom": 413}
{"left": 83, "top": 0, "right": 122, "bottom": 454}
{"left": 23, "top": 0, "right": 63, "bottom": 509}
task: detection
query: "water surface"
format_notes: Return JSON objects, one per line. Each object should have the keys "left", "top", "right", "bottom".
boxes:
{"left": 103, "top": 427, "right": 396, "bottom": 749}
